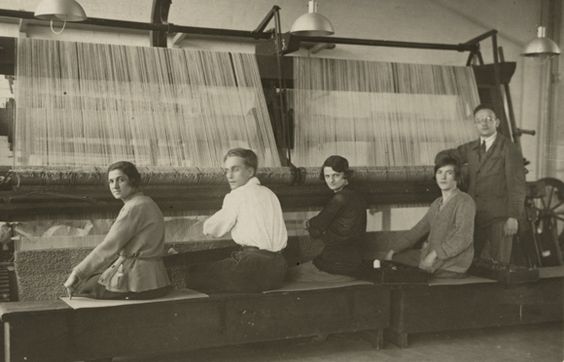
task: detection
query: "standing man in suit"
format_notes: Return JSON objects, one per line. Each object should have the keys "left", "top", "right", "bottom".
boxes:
{"left": 436, "top": 104, "right": 526, "bottom": 265}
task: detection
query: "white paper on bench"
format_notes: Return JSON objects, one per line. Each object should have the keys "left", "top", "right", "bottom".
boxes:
{"left": 538, "top": 265, "right": 564, "bottom": 279}
{"left": 60, "top": 289, "right": 208, "bottom": 309}
{"left": 428, "top": 276, "right": 496, "bottom": 286}
{"left": 264, "top": 280, "right": 372, "bottom": 293}
{"left": 264, "top": 262, "right": 372, "bottom": 293}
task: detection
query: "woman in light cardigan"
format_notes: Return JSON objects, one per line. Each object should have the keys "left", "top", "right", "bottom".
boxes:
{"left": 386, "top": 156, "right": 476, "bottom": 278}
{"left": 64, "top": 161, "right": 171, "bottom": 299}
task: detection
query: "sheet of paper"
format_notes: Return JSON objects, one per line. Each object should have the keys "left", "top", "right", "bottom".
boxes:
{"left": 428, "top": 276, "right": 495, "bottom": 286}
{"left": 60, "top": 289, "right": 208, "bottom": 309}
{"left": 264, "top": 280, "right": 372, "bottom": 293}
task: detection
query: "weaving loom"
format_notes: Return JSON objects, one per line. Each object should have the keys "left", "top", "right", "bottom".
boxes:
{"left": 0, "top": 34, "right": 519, "bottom": 300}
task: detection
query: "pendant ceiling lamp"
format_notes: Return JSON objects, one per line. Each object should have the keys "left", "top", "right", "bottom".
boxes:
{"left": 34, "top": 0, "right": 87, "bottom": 34}
{"left": 34, "top": 0, "right": 87, "bottom": 22}
{"left": 290, "top": 0, "right": 334, "bottom": 36}
{"left": 522, "top": 26, "right": 561, "bottom": 57}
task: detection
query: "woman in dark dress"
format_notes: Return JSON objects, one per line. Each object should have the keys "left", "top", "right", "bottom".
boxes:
{"left": 304, "top": 155, "right": 367, "bottom": 277}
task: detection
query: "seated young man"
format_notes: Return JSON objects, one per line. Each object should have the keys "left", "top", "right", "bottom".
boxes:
{"left": 186, "top": 148, "right": 288, "bottom": 293}
{"left": 385, "top": 157, "right": 476, "bottom": 278}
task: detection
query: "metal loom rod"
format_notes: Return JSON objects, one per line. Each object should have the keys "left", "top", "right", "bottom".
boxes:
{"left": 0, "top": 8, "right": 273, "bottom": 40}
{"left": 0, "top": 8, "right": 491, "bottom": 53}
{"left": 286, "top": 34, "right": 477, "bottom": 52}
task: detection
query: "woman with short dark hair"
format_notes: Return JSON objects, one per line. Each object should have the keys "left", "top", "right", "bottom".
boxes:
{"left": 302, "top": 155, "right": 367, "bottom": 277}
{"left": 385, "top": 156, "right": 476, "bottom": 278}
{"left": 63, "top": 161, "right": 171, "bottom": 299}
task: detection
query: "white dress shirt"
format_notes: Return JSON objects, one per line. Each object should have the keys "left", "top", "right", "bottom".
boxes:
{"left": 480, "top": 132, "right": 497, "bottom": 152}
{"left": 203, "top": 177, "right": 287, "bottom": 252}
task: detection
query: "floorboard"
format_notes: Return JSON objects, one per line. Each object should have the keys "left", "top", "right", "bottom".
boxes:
{"left": 115, "top": 322, "right": 563, "bottom": 362}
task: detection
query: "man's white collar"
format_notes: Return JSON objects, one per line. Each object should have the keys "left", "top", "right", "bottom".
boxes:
{"left": 232, "top": 177, "right": 260, "bottom": 193}
{"left": 480, "top": 132, "right": 497, "bottom": 143}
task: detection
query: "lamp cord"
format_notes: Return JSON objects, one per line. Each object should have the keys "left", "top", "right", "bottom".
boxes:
{"left": 540, "top": 0, "right": 544, "bottom": 28}
{"left": 50, "top": 19, "right": 66, "bottom": 35}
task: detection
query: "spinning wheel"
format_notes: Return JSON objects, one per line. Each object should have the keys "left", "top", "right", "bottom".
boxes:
{"left": 526, "top": 177, "right": 564, "bottom": 266}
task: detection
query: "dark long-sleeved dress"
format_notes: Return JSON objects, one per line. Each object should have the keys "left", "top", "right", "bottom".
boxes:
{"left": 307, "top": 186, "right": 367, "bottom": 276}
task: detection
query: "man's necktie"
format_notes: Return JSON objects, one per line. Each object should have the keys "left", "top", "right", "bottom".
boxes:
{"left": 479, "top": 140, "right": 486, "bottom": 160}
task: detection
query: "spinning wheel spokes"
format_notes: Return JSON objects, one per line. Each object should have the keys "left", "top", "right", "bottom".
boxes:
{"left": 531, "top": 178, "right": 564, "bottom": 266}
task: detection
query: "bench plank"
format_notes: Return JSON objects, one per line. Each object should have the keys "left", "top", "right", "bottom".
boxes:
{"left": 386, "top": 267, "right": 564, "bottom": 348}
{"left": 1, "top": 284, "right": 389, "bottom": 361}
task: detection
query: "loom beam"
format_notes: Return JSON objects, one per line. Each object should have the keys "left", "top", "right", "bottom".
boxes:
{"left": 1, "top": 166, "right": 436, "bottom": 187}
{"left": 0, "top": 166, "right": 438, "bottom": 219}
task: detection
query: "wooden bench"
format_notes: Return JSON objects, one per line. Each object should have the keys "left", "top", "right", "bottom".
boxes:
{"left": 0, "top": 281, "right": 390, "bottom": 361}
{"left": 385, "top": 266, "right": 564, "bottom": 348}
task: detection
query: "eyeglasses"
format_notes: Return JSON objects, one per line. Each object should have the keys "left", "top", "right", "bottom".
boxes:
{"left": 474, "top": 116, "right": 496, "bottom": 124}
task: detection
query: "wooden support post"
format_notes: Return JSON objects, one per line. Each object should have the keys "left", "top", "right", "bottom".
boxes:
{"left": 384, "top": 328, "right": 408, "bottom": 348}
{"left": 3, "top": 322, "right": 9, "bottom": 362}
{"left": 359, "top": 329, "right": 384, "bottom": 350}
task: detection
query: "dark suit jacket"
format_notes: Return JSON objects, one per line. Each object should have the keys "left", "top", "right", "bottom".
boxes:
{"left": 436, "top": 133, "right": 526, "bottom": 226}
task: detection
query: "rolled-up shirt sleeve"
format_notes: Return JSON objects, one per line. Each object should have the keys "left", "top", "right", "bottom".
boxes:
{"left": 203, "top": 193, "right": 238, "bottom": 237}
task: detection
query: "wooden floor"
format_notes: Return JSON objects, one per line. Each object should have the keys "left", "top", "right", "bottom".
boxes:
{"left": 116, "top": 322, "right": 563, "bottom": 362}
